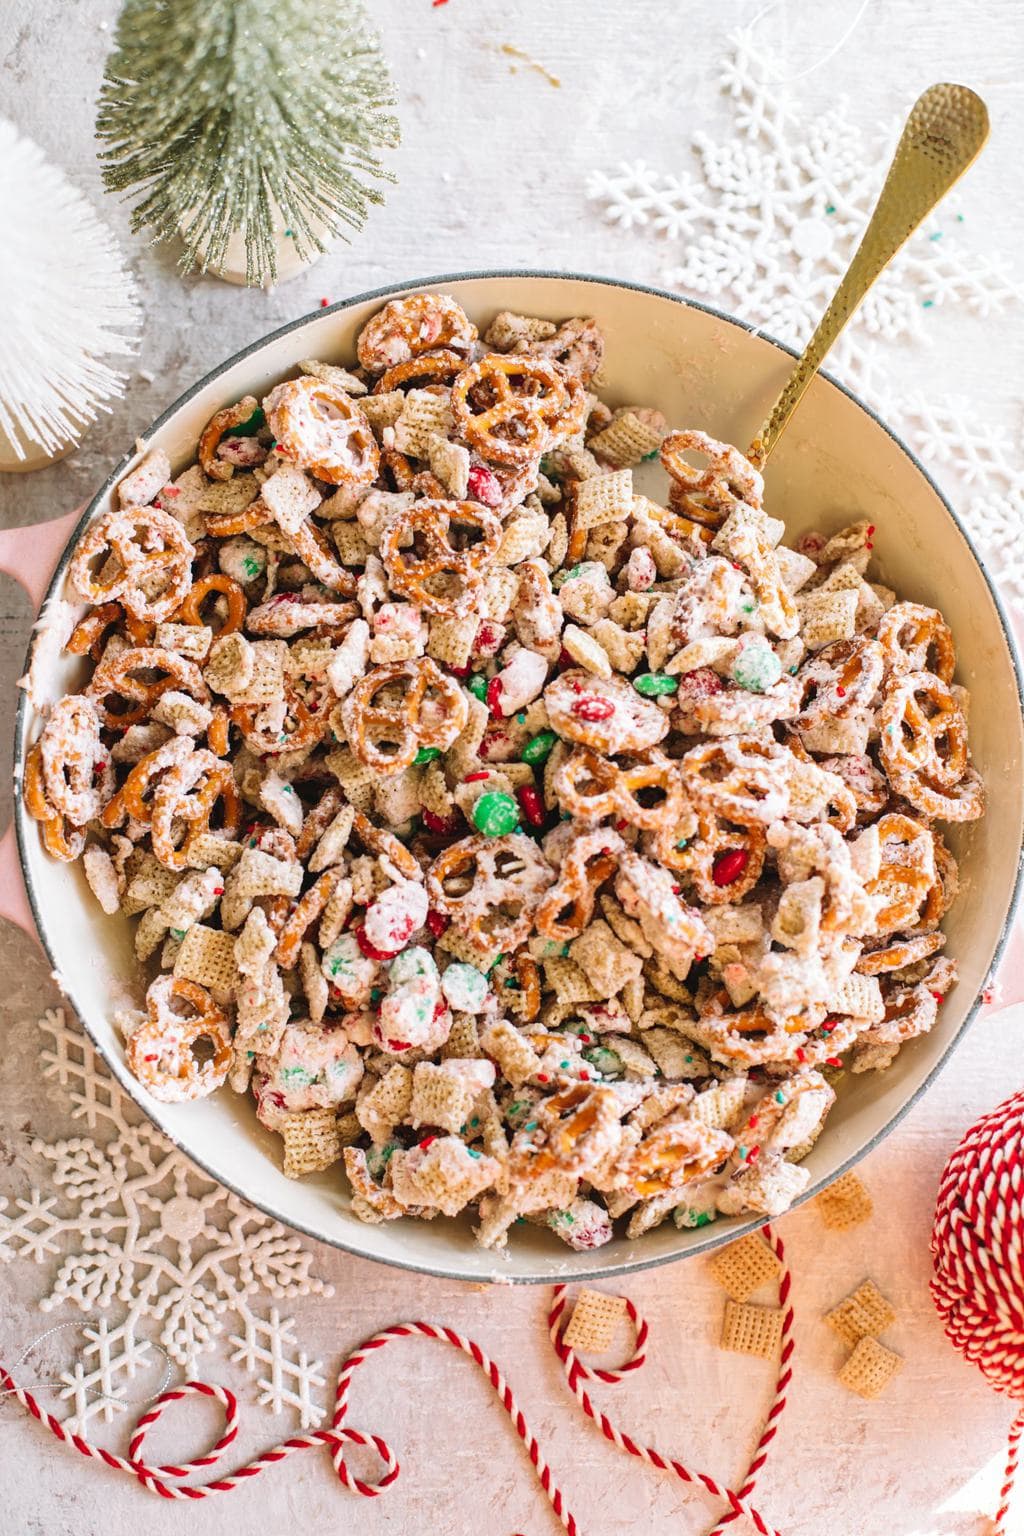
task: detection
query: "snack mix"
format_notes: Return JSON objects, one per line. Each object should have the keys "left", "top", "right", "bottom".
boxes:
{"left": 25, "top": 292, "right": 983, "bottom": 1252}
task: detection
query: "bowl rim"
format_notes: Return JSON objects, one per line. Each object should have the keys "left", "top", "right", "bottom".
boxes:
{"left": 13, "top": 266, "right": 1024, "bottom": 1283}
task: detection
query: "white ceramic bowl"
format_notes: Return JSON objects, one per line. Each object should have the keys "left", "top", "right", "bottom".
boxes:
{"left": 12, "top": 272, "right": 1024, "bottom": 1282}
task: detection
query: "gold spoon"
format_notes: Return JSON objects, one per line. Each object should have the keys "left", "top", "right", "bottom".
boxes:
{"left": 748, "top": 82, "right": 989, "bottom": 468}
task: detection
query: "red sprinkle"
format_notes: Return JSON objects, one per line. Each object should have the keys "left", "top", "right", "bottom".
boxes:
{"left": 485, "top": 676, "right": 504, "bottom": 716}
{"left": 826, "top": 1057, "right": 843, "bottom": 1068}
{"left": 747, "top": 1115, "right": 759, "bottom": 1129}
{"left": 467, "top": 463, "right": 502, "bottom": 507}
{"left": 931, "top": 991, "right": 945, "bottom": 1003}
{"left": 865, "top": 541, "right": 874, "bottom": 550}
{"left": 464, "top": 770, "right": 490, "bottom": 783}
{"left": 579, "top": 1069, "right": 589, "bottom": 1081}
{"left": 712, "top": 848, "right": 750, "bottom": 887}
{"left": 162, "top": 485, "right": 181, "bottom": 498}
{"left": 320, "top": 297, "right": 330, "bottom": 308}
{"left": 354, "top": 925, "right": 399, "bottom": 962}
{"left": 419, "top": 1135, "right": 437, "bottom": 1149}
{"left": 867, "top": 525, "right": 876, "bottom": 535}
{"left": 517, "top": 784, "right": 545, "bottom": 827}
{"left": 836, "top": 685, "right": 846, "bottom": 698}
{"left": 795, "top": 1048, "right": 807, "bottom": 1063}
{"left": 572, "top": 696, "right": 615, "bottom": 722}
{"left": 213, "top": 886, "right": 225, "bottom": 896}
{"left": 426, "top": 909, "right": 450, "bottom": 938}
{"left": 746, "top": 1145, "right": 761, "bottom": 1163}
{"left": 536, "top": 1073, "right": 549, "bottom": 1083}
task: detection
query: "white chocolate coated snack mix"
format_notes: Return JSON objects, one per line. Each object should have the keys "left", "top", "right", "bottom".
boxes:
{"left": 26, "top": 292, "right": 984, "bottom": 1250}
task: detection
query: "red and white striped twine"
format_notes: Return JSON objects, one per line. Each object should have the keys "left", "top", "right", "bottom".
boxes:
{"left": 0, "top": 1222, "right": 793, "bottom": 1534}
{"left": 931, "top": 1089, "right": 1024, "bottom": 1535}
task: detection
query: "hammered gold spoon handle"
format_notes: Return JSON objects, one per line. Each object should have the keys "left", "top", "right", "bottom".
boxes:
{"left": 749, "top": 82, "right": 989, "bottom": 467}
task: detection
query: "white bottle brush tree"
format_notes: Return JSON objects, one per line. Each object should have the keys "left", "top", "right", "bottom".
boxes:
{"left": 0, "top": 119, "right": 140, "bottom": 471}
{"left": 96, "top": 0, "right": 400, "bottom": 287}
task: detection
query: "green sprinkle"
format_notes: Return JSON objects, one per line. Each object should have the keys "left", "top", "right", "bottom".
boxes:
{"left": 370, "top": 987, "right": 382, "bottom": 1003}
{"left": 633, "top": 672, "right": 678, "bottom": 697}
{"left": 676, "top": 837, "right": 689, "bottom": 851}
{"left": 467, "top": 1148, "right": 481, "bottom": 1159}
{"left": 242, "top": 556, "right": 262, "bottom": 578}
{"left": 692, "top": 1211, "right": 712, "bottom": 1228}
{"left": 524, "top": 1121, "right": 538, "bottom": 1132}
{"left": 516, "top": 712, "right": 527, "bottom": 725}
{"left": 284, "top": 228, "right": 294, "bottom": 238}
{"left": 642, "top": 447, "right": 660, "bottom": 461}
{"left": 282, "top": 784, "right": 293, "bottom": 793}
{"left": 929, "top": 230, "right": 943, "bottom": 241}
{"left": 471, "top": 790, "right": 520, "bottom": 837}
{"left": 825, "top": 202, "right": 836, "bottom": 214}
{"left": 414, "top": 746, "right": 441, "bottom": 764}
{"left": 922, "top": 299, "right": 935, "bottom": 308}
{"left": 467, "top": 673, "right": 488, "bottom": 702}
{"left": 559, "top": 1060, "right": 570, "bottom": 1069}
{"left": 775, "top": 1090, "right": 786, "bottom": 1104}
{"left": 685, "top": 1055, "right": 694, "bottom": 1064}
{"left": 169, "top": 927, "right": 186, "bottom": 941}
{"left": 470, "top": 1116, "right": 480, "bottom": 1128}
{"left": 738, "top": 1145, "right": 748, "bottom": 1161}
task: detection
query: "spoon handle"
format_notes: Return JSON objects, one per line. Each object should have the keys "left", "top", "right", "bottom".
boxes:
{"left": 749, "top": 82, "right": 989, "bottom": 467}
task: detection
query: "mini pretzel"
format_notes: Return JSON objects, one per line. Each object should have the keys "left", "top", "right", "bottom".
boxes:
{"left": 553, "top": 747, "right": 693, "bottom": 837}
{"left": 878, "top": 601, "right": 955, "bottom": 682}
{"left": 198, "top": 396, "right": 260, "bottom": 482}
{"left": 126, "top": 976, "right": 231, "bottom": 1102}
{"left": 660, "top": 429, "right": 763, "bottom": 529}
{"left": 866, "top": 813, "right": 935, "bottom": 934}
{"left": 689, "top": 992, "right": 844, "bottom": 1070}
{"left": 86, "top": 646, "right": 209, "bottom": 728}
{"left": 450, "top": 354, "right": 576, "bottom": 466}
{"left": 102, "top": 737, "right": 193, "bottom": 829}
{"left": 230, "top": 689, "right": 326, "bottom": 757}
{"left": 341, "top": 657, "right": 468, "bottom": 775}
{"left": 856, "top": 931, "right": 945, "bottom": 975}
{"left": 544, "top": 670, "right": 669, "bottom": 755}
{"left": 357, "top": 294, "right": 477, "bottom": 372}
{"left": 512, "top": 950, "right": 541, "bottom": 1022}
{"left": 264, "top": 376, "right": 379, "bottom": 487}
{"left": 68, "top": 601, "right": 152, "bottom": 657}
{"left": 377, "top": 348, "right": 468, "bottom": 394}
{"left": 38, "top": 695, "right": 110, "bottom": 827}
{"left": 23, "top": 744, "right": 86, "bottom": 861}
{"left": 69, "top": 505, "right": 195, "bottom": 623}
{"left": 879, "top": 670, "right": 968, "bottom": 789}
{"left": 177, "top": 573, "right": 247, "bottom": 635}
{"left": 427, "top": 833, "right": 555, "bottom": 957}
{"left": 517, "top": 1082, "right": 622, "bottom": 1179}
{"left": 150, "top": 747, "right": 241, "bottom": 869}
{"left": 669, "top": 810, "right": 766, "bottom": 904}
{"left": 682, "top": 737, "right": 792, "bottom": 825}
{"left": 535, "top": 830, "right": 624, "bottom": 942}
{"left": 204, "top": 499, "right": 271, "bottom": 538}
{"left": 380, "top": 499, "right": 501, "bottom": 615}
{"left": 275, "top": 867, "right": 346, "bottom": 969}
{"left": 794, "top": 637, "right": 885, "bottom": 727}
{"left": 351, "top": 810, "right": 421, "bottom": 883}
{"left": 529, "top": 316, "right": 605, "bottom": 384}
{"left": 624, "top": 1115, "right": 733, "bottom": 1197}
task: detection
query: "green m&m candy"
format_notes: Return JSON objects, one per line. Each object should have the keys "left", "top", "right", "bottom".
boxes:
{"left": 466, "top": 673, "right": 489, "bottom": 702}
{"left": 521, "top": 729, "right": 558, "bottom": 765}
{"left": 414, "top": 746, "right": 441, "bottom": 764}
{"left": 471, "top": 791, "right": 520, "bottom": 837}
{"left": 633, "top": 672, "right": 679, "bottom": 698}
{"left": 730, "top": 635, "right": 782, "bottom": 693}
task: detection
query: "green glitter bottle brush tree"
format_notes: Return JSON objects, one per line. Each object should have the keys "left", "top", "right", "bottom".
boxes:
{"left": 95, "top": 0, "right": 400, "bottom": 287}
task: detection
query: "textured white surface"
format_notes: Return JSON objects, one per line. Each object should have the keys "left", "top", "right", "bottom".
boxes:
{"left": 1, "top": 2, "right": 1023, "bottom": 1533}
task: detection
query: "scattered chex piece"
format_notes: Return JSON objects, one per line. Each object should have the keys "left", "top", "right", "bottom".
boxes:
{"left": 815, "top": 1171, "right": 873, "bottom": 1231}
{"left": 563, "top": 1288, "right": 627, "bottom": 1354}
{"left": 720, "top": 1299, "right": 783, "bottom": 1359}
{"left": 838, "top": 1336, "right": 904, "bottom": 1400}
{"left": 825, "top": 1279, "right": 897, "bottom": 1348}
{"left": 709, "top": 1232, "right": 783, "bottom": 1302}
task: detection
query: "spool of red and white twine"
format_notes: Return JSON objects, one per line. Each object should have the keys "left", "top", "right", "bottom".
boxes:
{"left": 0, "top": 1225, "right": 794, "bottom": 1535}
{"left": 932, "top": 1089, "right": 1024, "bottom": 1534}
